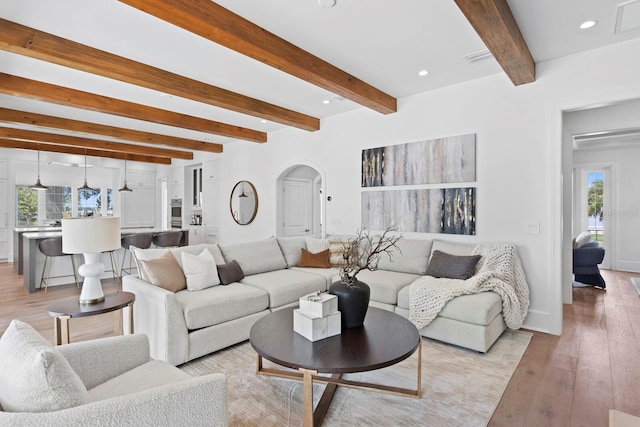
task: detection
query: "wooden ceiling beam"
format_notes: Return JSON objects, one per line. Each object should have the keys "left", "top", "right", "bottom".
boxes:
{"left": 453, "top": 0, "right": 535, "bottom": 85}
{"left": 0, "top": 138, "right": 171, "bottom": 165}
{"left": 0, "top": 127, "right": 193, "bottom": 160}
{"left": 0, "top": 73, "right": 262, "bottom": 144}
{"left": 0, "top": 18, "right": 319, "bottom": 131}
{"left": 0, "top": 108, "right": 223, "bottom": 153}
{"left": 119, "top": 0, "right": 397, "bottom": 115}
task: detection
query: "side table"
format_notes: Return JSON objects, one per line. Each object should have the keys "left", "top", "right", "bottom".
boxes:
{"left": 46, "top": 291, "right": 135, "bottom": 345}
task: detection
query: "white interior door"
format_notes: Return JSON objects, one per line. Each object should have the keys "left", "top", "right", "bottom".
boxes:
{"left": 283, "top": 178, "right": 311, "bottom": 236}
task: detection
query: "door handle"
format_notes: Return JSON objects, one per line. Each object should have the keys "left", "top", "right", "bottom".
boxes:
{"left": 304, "top": 229, "right": 310, "bottom": 232}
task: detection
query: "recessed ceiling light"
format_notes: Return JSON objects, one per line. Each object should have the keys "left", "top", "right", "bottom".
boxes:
{"left": 260, "top": 119, "right": 267, "bottom": 123}
{"left": 579, "top": 20, "right": 597, "bottom": 30}
{"left": 418, "top": 70, "right": 429, "bottom": 77}
{"left": 322, "top": 99, "right": 331, "bottom": 104}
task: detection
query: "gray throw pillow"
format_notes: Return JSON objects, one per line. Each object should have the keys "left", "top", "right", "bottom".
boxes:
{"left": 425, "top": 250, "right": 482, "bottom": 280}
{"left": 217, "top": 259, "right": 245, "bottom": 285}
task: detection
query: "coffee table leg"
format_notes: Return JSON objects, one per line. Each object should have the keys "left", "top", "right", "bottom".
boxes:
{"left": 300, "top": 368, "right": 317, "bottom": 427}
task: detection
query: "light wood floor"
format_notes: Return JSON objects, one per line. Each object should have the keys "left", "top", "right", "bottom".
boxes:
{"left": 1, "top": 263, "right": 639, "bottom": 425}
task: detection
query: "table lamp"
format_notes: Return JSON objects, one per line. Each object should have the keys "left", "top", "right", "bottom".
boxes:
{"left": 62, "top": 217, "right": 121, "bottom": 304}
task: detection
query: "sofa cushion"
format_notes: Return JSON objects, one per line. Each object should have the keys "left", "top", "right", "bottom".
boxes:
{"left": 138, "top": 251, "right": 187, "bottom": 292}
{"left": 291, "top": 266, "right": 339, "bottom": 288}
{"left": 0, "top": 320, "right": 90, "bottom": 413}
{"left": 430, "top": 240, "right": 476, "bottom": 258}
{"left": 299, "top": 248, "right": 331, "bottom": 268}
{"left": 397, "top": 287, "right": 503, "bottom": 326}
{"left": 219, "top": 237, "right": 287, "bottom": 276}
{"left": 176, "top": 283, "right": 269, "bottom": 330}
{"left": 217, "top": 260, "right": 245, "bottom": 285}
{"left": 355, "top": 269, "right": 421, "bottom": 305}
{"left": 182, "top": 249, "right": 220, "bottom": 291}
{"left": 240, "top": 269, "right": 327, "bottom": 309}
{"left": 276, "top": 236, "right": 307, "bottom": 267}
{"left": 376, "top": 238, "right": 433, "bottom": 275}
{"left": 426, "top": 250, "right": 482, "bottom": 280}
{"left": 131, "top": 244, "right": 225, "bottom": 281}
{"left": 88, "top": 360, "right": 191, "bottom": 402}
{"left": 305, "top": 237, "right": 330, "bottom": 253}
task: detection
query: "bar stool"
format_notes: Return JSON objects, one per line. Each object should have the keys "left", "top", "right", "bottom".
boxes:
{"left": 39, "top": 237, "right": 79, "bottom": 293}
{"left": 120, "top": 233, "right": 154, "bottom": 278}
{"left": 152, "top": 231, "right": 183, "bottom": 248}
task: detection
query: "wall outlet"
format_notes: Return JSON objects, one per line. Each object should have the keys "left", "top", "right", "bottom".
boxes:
{"left": 527, "top": 223, "right": 540, "bottom": 234}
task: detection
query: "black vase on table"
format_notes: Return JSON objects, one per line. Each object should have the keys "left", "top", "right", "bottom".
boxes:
{"left": 328, "top": 279, "right": 370, "bottom": 328}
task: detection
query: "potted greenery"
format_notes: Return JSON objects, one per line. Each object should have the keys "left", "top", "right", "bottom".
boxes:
{"left": 329, "top": 227, "right": 402, "bottom": 328}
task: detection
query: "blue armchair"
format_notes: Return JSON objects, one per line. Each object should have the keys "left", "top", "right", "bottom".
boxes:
{"left": 573, "top": 241, "right": 606, "bottom": 289}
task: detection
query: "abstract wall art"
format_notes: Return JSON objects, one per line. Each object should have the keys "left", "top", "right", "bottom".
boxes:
{"left": 361, "top": 133, "right": 476, "bottom": 187}
{"left": 361, "top": 187, "right": 476, "bottom": 235}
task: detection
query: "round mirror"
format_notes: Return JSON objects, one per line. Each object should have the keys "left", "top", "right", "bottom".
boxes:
{"left": 230, "top": 181, "right": 258, "bottom": 225}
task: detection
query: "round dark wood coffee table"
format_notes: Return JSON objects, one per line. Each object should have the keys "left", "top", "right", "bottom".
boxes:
{"left": 250, "top": 307, "right": 422, "bottom": 426}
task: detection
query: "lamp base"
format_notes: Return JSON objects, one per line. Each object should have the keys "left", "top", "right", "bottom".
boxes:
{"left": 78, "top": 253, "right": 106, "bottom": 305}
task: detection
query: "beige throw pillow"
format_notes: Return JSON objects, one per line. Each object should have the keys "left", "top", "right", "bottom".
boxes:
{"left": 182, "top": 248, "right": 220, "bottom": 291}
{"left": 137, "top": 252, "right": 186, "bottom": 293}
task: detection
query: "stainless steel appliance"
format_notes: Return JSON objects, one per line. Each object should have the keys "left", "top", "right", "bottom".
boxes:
{"left": 170, "top": 199, "right": 182, "bottom": 228}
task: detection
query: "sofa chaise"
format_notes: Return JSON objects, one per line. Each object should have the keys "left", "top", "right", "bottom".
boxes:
{"left": 123, "top": 236, "right": 525, "bottom": 366}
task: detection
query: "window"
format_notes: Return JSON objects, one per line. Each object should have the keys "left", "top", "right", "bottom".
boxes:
{"left": 77, "top": 188, "right": 113, "bottom": 217}
{"left": 16, "top": 185, "right": 72, "bottom": 226}
{"left": 587, "top": 171, "right": 604, "bottom": 242}
{"left": 16, "top": 186, "right": 38, "bottom": 226}
{"left": 45, "top": 186, "right": 72, "bottom": 221}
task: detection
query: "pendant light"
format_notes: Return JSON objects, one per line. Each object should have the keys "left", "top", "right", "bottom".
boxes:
{"left": 77, "top": 151, "right": 94, "bottom": 192}
{"left": 118, "top": 157, "right": 133, "bottom": 192}
{"left": 30, "top": 144, "right": 48, "bottom": 191}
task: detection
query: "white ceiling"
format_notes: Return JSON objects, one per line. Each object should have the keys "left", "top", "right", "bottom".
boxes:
{"left": 1, "top": 0, "right": 640, "bottom": 147}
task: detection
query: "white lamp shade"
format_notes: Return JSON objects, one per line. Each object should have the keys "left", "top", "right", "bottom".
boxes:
{"left": 62, "top": 217, "right": 121, "bottom": 254}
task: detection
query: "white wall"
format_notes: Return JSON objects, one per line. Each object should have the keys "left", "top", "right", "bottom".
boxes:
{"left": 215, "top": 37, "right": 640, "bottom": 335}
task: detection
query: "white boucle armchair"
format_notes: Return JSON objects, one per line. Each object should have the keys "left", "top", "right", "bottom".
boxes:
{"left": 0, "top": 320, "right": 227, "bottom": 427}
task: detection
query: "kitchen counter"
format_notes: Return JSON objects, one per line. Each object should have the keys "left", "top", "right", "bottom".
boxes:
{"left": 19, "top": 228, "right": 190, "bottom": 293}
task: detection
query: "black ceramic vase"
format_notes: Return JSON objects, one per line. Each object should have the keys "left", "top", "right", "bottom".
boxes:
{"left": 328, "top": 279, "right": 370, "bottom": 328}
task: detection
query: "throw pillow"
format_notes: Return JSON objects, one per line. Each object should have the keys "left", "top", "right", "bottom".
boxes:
{"left": 137, "top": 251, "right": 186, "bottom": 292}
{"left": 426, "top": 250, "right": 482, "bottom": 280}
{"left": 181, "top": 248, "right": 220, "bottom": 291}
{"left": 298, "top": 248, "right": 331, "bottom": 268}
{"left": 574, "top": 231, "right": 592, "bottom": 248}
{"left": 305, "top": 237, "right": 330, "bottom": 254}
{"left": 0, "top": 320, "right": 90, "bottom": 413}
{"left": 217, "top": 259, "right": 245, "bottom": 285}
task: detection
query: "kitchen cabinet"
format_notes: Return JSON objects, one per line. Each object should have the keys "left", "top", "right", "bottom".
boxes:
{"left": 204, "top": 227, "right": 219, "bottom": 244}
{"left": 202, "top": 179, "right": 219, "bottom": 228}
{"left": 170, "top": 167, "right": 183, "bottom": 199}
{"left": 189, "top": 226, "right": 204, "bottom": 245}
{"left": 121, "top": 171, "right": 155, "bottom": 228}
{"left": 0, "top": 178, "right": 7, "bottom": 261}
{"left": 202, "top": 159, "right": 220, "bottom": 181}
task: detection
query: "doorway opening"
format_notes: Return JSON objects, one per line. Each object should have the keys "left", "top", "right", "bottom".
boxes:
{"left": 276, "top": 163, "right": 326, "bottom": 238}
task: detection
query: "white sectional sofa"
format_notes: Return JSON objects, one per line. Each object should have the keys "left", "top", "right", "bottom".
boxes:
{"left": 123, "top": 236, "right": 514, "bottom": 366}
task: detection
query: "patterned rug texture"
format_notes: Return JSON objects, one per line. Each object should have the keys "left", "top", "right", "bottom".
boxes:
{"left": 180, "top": 329, "right": 532, "bottom": 427}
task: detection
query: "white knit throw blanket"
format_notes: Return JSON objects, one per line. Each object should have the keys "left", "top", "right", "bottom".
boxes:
{"left": 409, "top": 243, "right": 530, "bottom": 330}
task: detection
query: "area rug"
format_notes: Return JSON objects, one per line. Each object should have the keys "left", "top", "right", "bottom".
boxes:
{"left": 181, "top": 329, "right": 532, "bottom": 426}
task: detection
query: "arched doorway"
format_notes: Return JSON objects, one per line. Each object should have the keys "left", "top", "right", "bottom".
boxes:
{"left": 276, "top": 162, "right": 326, "bottom": 238}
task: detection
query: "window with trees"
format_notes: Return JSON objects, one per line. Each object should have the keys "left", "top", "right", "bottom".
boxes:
{"left": 16, "top": 185, "right": 72, "bottom": 226}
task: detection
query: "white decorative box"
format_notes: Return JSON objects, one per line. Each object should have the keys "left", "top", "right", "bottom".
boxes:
{"left": 293, "top": 309, "right": 341, "bottom": 342}
{"left": 299, "top": 292, "right": 338, "bottom": 318}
